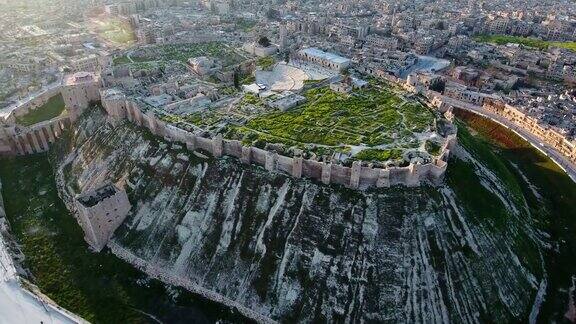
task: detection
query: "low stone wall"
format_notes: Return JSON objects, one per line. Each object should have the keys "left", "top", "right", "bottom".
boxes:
{"left": 108, "top": 241, "right": 276, "bottom": 324}
{"left": 104, "top": 96, "right": 457, "bottom": 189}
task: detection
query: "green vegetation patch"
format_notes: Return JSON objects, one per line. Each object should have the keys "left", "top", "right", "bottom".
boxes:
{"left": 0, "top": 154, "right": 243, "bottom": 323}
{"left": 237, "top": 86, "right": 434, "bottom": 147}
{"left": 159, "top": 109, "right": 225, "bottom": 129}
{"left": 16, "top": 94, "right": 66, "bottom": 126}
{"left": 112, "top": 54, "right": 154, "bottom": 66}
{"left": 474, "top": 34, "right": 576, "bottom": 52}
{"left": 235, "top": 18, "right": 257, "bottom": 32}
{"left": 425, "top": 140, "right": 441, "bottom": 155}
{"left": 354, "top": 148, "right": 403, "bottom": 161}
{"left": 257, "top": 56, "right": 276, "bottom": 70}
{"left": 126, "top": 42, "right": 244, "bottom": 66}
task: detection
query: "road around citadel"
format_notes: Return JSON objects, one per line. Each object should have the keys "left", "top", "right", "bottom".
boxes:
{"left": 439, "top": 95, "right": 576, "bottom": 182}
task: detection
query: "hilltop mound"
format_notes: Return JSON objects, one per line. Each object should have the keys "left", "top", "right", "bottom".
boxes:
{"left": 44, "top": 105, "right": 552, "bottom": 322}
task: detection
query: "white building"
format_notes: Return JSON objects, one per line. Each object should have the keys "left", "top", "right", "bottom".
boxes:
{"left": 297, "top": 47, "right": 351, "bottom": 71}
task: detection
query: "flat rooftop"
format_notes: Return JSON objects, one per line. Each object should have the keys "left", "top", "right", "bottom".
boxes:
{"left": 77, "top": 184, "right": 119, "bottom": 208}
{"left": 65, "top": 72, "right": 99, "bottom": 86}
{"left": 300, "top": 47, "right": 351, "bottom": 65}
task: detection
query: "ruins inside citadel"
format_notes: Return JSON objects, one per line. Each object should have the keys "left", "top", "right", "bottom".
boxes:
{"left": 0, "top": 47, "right": 460, "bottom": 255}
{"left": 3, "top": 0, "right": 576, "bottom": 323}
{"left": 2, "top": 83, "right": 457, "bottom": 188}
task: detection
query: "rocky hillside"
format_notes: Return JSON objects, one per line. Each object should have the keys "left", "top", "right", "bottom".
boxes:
{"left": 50, "top": 106, "right": 548, "bottom": 322}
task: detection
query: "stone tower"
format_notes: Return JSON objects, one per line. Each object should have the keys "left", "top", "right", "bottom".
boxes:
{"left": 62, "top": 72, "right": 101, "bottom": 122}
{"left": 74, "top": 183, "right": 131, "bottom": 252}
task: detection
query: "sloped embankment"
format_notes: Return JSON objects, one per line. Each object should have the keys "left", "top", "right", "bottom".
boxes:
{"left": 50, "top": 106, "right": 545, "bottom": 322}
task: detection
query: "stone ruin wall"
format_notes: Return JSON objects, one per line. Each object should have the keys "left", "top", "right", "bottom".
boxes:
{"left": 103, "top": 95, "right": 457, "bottom": 189}
{"left": 1, "top": 87, "right": 457, "bottom": 189}
{"left": 3, "top": 87, "right": 62, "bottom": 124}
{"left": 0, "top": 84, "right": 85, "bottom": 156}
{"left": 0, "top": 116, "right": 70, "bottom": 156}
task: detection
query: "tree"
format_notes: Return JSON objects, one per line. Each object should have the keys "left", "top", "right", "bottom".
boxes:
{"left": 258, "top": 36, "right": 271, "bottom": 47}
{"left": 233, "top": 70, "right": 240, "bottom": 89}
{"left": 429, "top": 79, "right": 446, "bottom": 93}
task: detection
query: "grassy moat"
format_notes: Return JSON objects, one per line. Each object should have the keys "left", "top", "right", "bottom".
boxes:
{"left": 0, "top": 154, "right": 250, "bottom": 323}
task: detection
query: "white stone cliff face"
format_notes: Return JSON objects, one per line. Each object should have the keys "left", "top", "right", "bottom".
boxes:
{"left": 49, "top": 107, "right": 544, "bottom": 323}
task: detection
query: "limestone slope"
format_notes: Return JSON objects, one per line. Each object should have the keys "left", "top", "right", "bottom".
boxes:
{"left": 50, "top": 107, "right": 544, "bottom": 322}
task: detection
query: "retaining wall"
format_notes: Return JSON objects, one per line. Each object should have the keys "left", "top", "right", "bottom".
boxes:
{"left": 108, "top": 242, "right": 276, "bottom": 324}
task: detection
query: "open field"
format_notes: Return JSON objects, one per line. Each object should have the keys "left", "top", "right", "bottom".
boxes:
{"left": 15, "top": 93, "right": 66, "bottom": 126}
{"left": 474, "top": 34, "right": 576, "bottom": 51}
{"left": 234, "top": 86, "right": 435, "bottom": 149}
{"left": 91, "top": 16, "right": 135, "bottom": 47}
{"left": 114, "top": 42, "right": 245, "bottom": 67}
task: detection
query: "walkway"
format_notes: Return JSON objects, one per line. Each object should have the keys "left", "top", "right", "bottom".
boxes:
{"left": 439, "top": 95, "right": 576, "bottom": 183}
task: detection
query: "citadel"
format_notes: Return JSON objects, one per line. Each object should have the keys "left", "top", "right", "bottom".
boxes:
{"left": 1, "top": 0, "right": 576, "bottom": 322}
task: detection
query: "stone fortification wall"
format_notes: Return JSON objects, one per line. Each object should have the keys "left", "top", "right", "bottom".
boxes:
{"left": 1, "top": 72, "right": 102, "bottom": 156}
{"left": 0, "top": 116, "right": 70, "bottom": 156}
{"left": 4, "top": 87, "right": 62, "bottom": 124}
{"left": 108, "top": 242, "right": 276, "bottom": 324}
{"left": 74, "top": 184, "right": 131, "bottom": 252}
{"left": 102, "top": 95, "right": 457, "bottom": 189}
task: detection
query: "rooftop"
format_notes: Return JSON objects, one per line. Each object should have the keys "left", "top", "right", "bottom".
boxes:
{"left": 76, "top": 184, "right": 119, "bottom": 208}
{"left": 300, "top": 47, "right": 351, "bottom": 65}
{"left": 65, "top": 72, "right": 99, "bottom": 86}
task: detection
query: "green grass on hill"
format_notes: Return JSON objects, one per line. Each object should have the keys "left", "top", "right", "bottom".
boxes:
{"left": 456, "top": 110, "right": 576, "bottom": 320}
{"left": 16, "top": 94, "right": 66, "bottom": 126}
{"left": 0, "top": 153, "right": 246, "bottom": 323}
{"left": 236, "top": 86, "right": 434, "bottom": 148}
{"left": 474, "top": 34, "right": 576, "bottom": 52}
